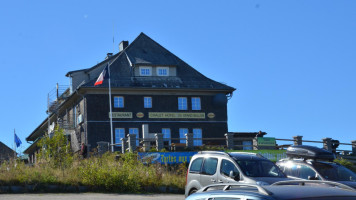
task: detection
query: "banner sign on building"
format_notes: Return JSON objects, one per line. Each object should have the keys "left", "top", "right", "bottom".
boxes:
{"left": 109, "top": 112, "right": 133, "bottom": 118}
{"left": 138, "top": 152, "right": 198, "bottom": 164}
{"left": 148, "top": 112, "right": 205, "bottom": 119}
{"left": 257, "top": 137, "right": 276, "bottom": 146}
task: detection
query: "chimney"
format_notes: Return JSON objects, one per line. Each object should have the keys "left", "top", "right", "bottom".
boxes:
{"left": 119, "top": 41, "right": 129, "bottom": 52}
{"left": 105, "top": 53, "right": 113, "bottom": 59}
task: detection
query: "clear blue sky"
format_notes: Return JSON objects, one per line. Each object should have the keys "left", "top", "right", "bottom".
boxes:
{"left": 1, "top": 1, "right": 355, "bottom": 153}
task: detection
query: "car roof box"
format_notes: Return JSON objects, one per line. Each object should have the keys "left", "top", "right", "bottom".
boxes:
{"left": 286, "top": 145, "right": 335, "bottom": 161}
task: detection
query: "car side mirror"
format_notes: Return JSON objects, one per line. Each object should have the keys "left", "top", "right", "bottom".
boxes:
{"left": 308, "top": 175, "right": 318, "bottom": 180}
{"left": 229, "top": 170, "right": 240, "bottom": 181}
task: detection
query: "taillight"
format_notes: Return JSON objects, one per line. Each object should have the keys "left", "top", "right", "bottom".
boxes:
{"left": 185, "top": 168, "right": 189, "bottom": 185}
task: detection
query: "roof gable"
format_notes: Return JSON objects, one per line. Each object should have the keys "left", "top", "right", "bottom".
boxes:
{"left": 0, "top": 141, "right": 16, "bottom": 157}
{"left": 77, "top": 32, "right": 235, "bottom": 92}
{"left": 125, "top": 33, "right": 180, "bottom": 66}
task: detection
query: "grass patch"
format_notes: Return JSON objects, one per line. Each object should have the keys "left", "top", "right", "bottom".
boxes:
{"left": 0, "top": 153, "right": 186, "bottom": 193}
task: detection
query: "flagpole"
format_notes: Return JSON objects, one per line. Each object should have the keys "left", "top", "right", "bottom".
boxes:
{"left": 14, "top": 129, "right": 16, "bottom": 159}
{"left": 108, "top": 62, "right": 114, "bottom": 152}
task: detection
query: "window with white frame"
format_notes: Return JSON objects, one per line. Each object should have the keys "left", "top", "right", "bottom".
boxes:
{"left": 139, "top": 66, "right": 152, "bottom": 76}
{"left": 162, "top": 128, "right": 171, "bottom": 145}
{"left": 129, "top": 128, "right": 139, "bottom": 146}
{"left": 193, "top": 128, "right": 202, "bottom": 146}
{"left": 114, "top": 96, "right": 124, "bottom": 108}
{"left": 115, "top": 128, "right": 125, "bottom": 146}
{"left": 157, "top": 67, "right": 169, "bottom": 76}
{"left": 178, "top": 97, "right": 188, "bottom": 110}
{"left": 179, "top": 128, "right": 188, "bottom": 144}
{"left": 191, "top": 97, "right": 201, "bottom": 110}
{"left": 144, "top": 97, "right": 152, "bottom": 108}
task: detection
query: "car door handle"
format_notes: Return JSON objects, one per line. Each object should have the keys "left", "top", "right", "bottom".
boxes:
{"left": 218, "top": 180, "right": 223, "bottom": 183}
{"left": 211, "top": 179, "right": 216, "bottom": 183}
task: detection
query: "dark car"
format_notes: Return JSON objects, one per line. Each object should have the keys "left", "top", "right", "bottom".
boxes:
{"left": 276, "top": 145, "right": 356, "bottom": 189}
{"left": 186, "top": 181, "right": 356, "bottom": 200}
{"left": 185, "top": 151, "right": 289, "bottom": 197}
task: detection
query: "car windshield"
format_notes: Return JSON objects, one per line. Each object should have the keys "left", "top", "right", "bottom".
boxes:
{"left": 235, "top": 159, "right": 286, "bottom": 177}
{"left": 313, "top": 162, "right": 356, "bottom": 182}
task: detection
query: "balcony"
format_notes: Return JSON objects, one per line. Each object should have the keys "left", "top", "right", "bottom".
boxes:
{"left": 47, "top": 84, "right": 70, "bottom": 114}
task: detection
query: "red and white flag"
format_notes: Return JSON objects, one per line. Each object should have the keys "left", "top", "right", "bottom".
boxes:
{"left": 94, "top": 64, "right": 109, "bottom": 86}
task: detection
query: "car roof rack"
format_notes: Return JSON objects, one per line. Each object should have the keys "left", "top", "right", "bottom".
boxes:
{"left": 271, "top": 180, "right": 355, "bottom": 191}
{"left": 197, "top": 151, "right": 265, "bottom": 159}
{"left": 228, "top": 152, "right": 264, "bottom": 158}
{"left": 198, "top": 151, "right": 229, "bottom": 156}
{"left": 201, "top": 183, "right": 273, "bottom": 196}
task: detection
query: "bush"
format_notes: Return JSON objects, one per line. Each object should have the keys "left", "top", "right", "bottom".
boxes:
{"left": 0, "top": 152, "right": 186, "bottom": 193}
{"left": 334, "top": 158, "right": 356, "bottom": 172}
{"left": 37, "top": 126, "right": 73, "bottom": 169}
{"left": 1, "top": 131, "right": 187, "bottom": 193}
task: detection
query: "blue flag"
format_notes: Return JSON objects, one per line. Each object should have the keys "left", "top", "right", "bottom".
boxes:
{"left": 15, "top": 133, "right": 22, "bottom": 147}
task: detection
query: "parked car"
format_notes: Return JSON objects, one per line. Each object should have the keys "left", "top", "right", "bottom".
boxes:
{"left": 186, "top": 181, "right": 356, "bottom": 200}
{"left": 276, "top": 145, "right": 356, "bottom": 189}
{"left": 185, "top": 151, "right": 289, "bottom": 197}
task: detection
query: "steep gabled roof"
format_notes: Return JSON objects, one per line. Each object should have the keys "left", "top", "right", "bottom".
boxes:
{"left": 80, "top": 32, "right": 235, "bottom": 92}
{"left": 65, "top": 53, "right": 119, "bottom": 77}
{"left": 0, "top": 141, "right": 16, "bottom": 157}
{"left": 125, "top": 32, "right": 182, "bottom": 66}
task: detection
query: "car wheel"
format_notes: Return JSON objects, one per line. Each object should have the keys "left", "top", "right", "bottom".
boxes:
{"left": 189, "top": 188, "right": 197, "bottom": 196}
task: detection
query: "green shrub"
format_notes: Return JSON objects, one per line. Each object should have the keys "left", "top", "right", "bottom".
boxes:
{"left": 334, "top": 158, "right": 356, "bottom": 172}
{"left": 37, "top": 126, "right": 73, "bottom": 169}
{"left": 0, "top": 150, "right": 186, "bottom": 192}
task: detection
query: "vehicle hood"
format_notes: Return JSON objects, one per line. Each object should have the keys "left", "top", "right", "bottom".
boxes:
{"left": 338, "top": 181, "right": 356, "bottom": 189}
{"left": 252, "top": 177, "right": 291, "bottom": 184}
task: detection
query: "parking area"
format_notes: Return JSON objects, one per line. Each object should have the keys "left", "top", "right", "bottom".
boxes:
{"left": 0, "top": 193, "right": 185, "bottom": 200}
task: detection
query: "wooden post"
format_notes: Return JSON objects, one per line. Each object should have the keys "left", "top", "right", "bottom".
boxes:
{"left": 155, "top": 133, "right": 164, "bottom": 151}
{"left": 186, "top": 133, "right": 194, "bottom": 149}
{"left": 121, "top": 138, "right": 127, "bottom": 154}
{"left": 225, "top": 133, "right": 234, "bottom": 150}
{"left": 128, "top": 134, "right": 136, "bottom": 153}
{"left": 352, "top": 140, "right": 356, "bottom": 156}
{"left": 293, "top": 136, "right": 303, "bottom": 146}
{"left": 253, "top": 137, "right": 258, "bottom": 150}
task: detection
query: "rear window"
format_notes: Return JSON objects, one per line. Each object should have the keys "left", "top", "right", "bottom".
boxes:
{"left": 190, "top": 157, "right": 203, "bottom": 173}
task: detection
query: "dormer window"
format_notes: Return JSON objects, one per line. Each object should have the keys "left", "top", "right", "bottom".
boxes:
{"left": 139, "top": 66, "right": 152, "bottom": 76}
{"left": 157, "top": 67, "right": 169, "bottom": 76}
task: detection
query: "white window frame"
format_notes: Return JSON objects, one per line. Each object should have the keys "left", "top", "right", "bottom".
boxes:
{"left": 178, "top": 97, "right": 188, "bottom": 110}
{"left": 144, "top": 97, "right": 152, "bottom": 108}
{"left": 139, "top": 66, "right": 152, "bottom": 76}
{"left": 129, "top": 128, "right": 139, "bottom": 147}
{"left": 115, "top": 128, "right": 125, "bottom": 146}
{"left": 193, "top": 128, "right": 202, "bottom": 146}
{"left": 114, "top": 96, "right": 124, "bottom": 108}
{"left": 191, "top": 97, "right": 201, "bottom": 110}
{"left": 179, "top": 128, "right": 188, "bottom": 144}
{"left": 162, "top": 128, "right": 171, "bottom": 145}
{"left": 156, "top": 67, "right": 169, "bottom": 76}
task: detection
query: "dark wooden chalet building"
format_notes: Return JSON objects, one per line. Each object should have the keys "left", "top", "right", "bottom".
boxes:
{"left": 24, "top": 33, "right": 235, "bottom": 163}
{"left": 0, "top": 141, "right": 16, "bottom": 162}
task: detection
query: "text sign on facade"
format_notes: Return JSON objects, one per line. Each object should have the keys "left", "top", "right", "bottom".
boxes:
{"left": 257, "top": 137, "right": 276, "bottom": 146}
{"left": 138, "top": 152, "right": 198, "bottom": 164}
{"left": 109, "top": 112, "right": 133, "bottom": 118}
{"left": 148, "top": 112, "right": 205, "bottom": 119}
